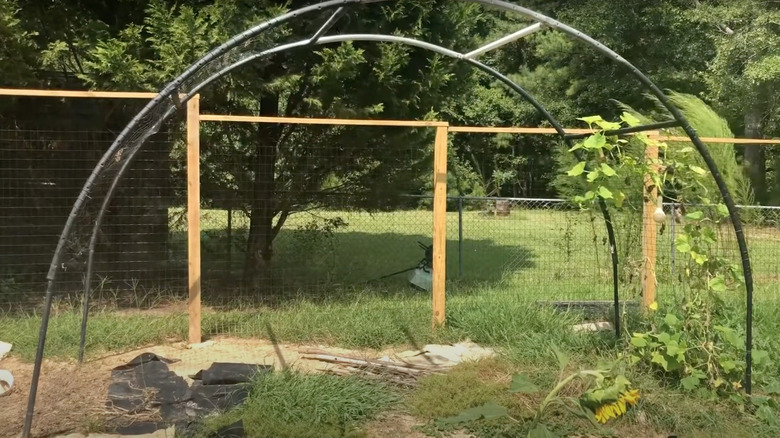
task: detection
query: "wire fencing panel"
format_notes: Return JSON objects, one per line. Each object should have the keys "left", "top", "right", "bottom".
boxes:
{"left": 0, "top": 96, "right": 186, "bottom": 313}
{"left": 654, "top": 203, "right": 780, "bottom": 302}
{"left": 193, "top": 123, "right": 436, "bottom": 310}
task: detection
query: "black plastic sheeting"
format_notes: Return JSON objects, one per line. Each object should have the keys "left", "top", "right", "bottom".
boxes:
{"left": 107, "top": 353, "right": 269, "bottom": 436}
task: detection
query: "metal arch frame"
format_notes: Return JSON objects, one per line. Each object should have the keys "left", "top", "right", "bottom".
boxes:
{"left": 23, "top": 0, "right": 756, "bottom": 435}
{"left": 78, "top": 32, "right": 625, "bottom": 358}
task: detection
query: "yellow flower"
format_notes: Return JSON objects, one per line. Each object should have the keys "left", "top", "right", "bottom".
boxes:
{"left": 649, "top": 301, "right": 659, "bottom": 311}
{"left": 593, "top": 389, "right": 641, "bottom": 424}
{"left": 622, "top": 389, "right": 641, "bottom": 406}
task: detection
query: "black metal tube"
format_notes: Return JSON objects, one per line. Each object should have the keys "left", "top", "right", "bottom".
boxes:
{"left": 26, "top": 2, "right": 355, "bottom": 435}
{"left": 21, "top": 280, "right": 55, "bottom": 438}
{"left": 30, "top": 5, "right": 755, "bottom": 437}
{"left": 564, "top": 119, "right": 681, "bottom": 141}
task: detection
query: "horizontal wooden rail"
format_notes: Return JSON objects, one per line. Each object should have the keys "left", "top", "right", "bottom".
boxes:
{"left": 200, "top": 114, "right": 449, "bottom": 127}
{"left": 448, "top": 126, "right": 591, "bottom": 134}
{"left": 654, "top": 135, "right": 780, "bottom": 145}
{"left": 0, "top": 88, "right": 158, "bottom": 99}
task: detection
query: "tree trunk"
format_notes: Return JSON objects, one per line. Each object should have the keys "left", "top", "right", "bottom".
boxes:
{"left": 744, "top": 106, "right": 766, "bottom": 204}
{"left": 243, "top": 94, "right": 281, "bottom": 289}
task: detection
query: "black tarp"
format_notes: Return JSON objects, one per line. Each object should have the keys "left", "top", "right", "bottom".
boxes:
{"left": 106, "top": 353, "right": 270, "bottom": 436}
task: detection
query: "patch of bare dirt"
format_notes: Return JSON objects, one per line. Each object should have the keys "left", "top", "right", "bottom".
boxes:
{"left": 0, "top": 356, "right": 111, "bottom": 438}
{"left": 0, "top": 337, "right": 410, "bottom": 437}
{"left": 363, "top": 412, "right": 431, "bottom": 438}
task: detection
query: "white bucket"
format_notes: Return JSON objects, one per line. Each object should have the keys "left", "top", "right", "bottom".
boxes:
{"left": 0, "top": 369, "right": 13, "bottom": 397}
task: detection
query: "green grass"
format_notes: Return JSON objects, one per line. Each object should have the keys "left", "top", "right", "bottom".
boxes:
{"left": 193, "top": 371, "right": 399, "bottom": 438}
{"left": 4, "top": 207, "right": 780, "bottom": 437}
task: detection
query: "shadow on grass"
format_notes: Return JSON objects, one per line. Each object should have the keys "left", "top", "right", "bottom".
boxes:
{"left": 196, "top": 229, "right": 536, "bottom": 309}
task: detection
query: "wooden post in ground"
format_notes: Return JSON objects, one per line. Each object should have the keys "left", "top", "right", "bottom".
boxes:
{"left": 641, "top": 133, "right": 660, "bottom": 308}
{"left": 432, "top": 126, "right": 448, "bottom": 327}
{"left": 187, "top": 95, "right": 202, "bottom": 344}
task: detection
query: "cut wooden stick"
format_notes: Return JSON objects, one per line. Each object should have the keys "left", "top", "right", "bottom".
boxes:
{"left": 301, "top": 353, "right": 424, "bottom": 375}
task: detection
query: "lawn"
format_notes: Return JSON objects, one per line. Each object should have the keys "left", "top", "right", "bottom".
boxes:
{"left": 3, "top": 205, "right": 780, "bottom": 437}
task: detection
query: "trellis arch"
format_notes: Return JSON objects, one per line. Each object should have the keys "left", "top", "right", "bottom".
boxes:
{"left": 23, "top": 1, "right": 755, "bottom": 435}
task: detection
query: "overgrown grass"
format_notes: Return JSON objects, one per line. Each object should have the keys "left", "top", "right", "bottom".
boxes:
{"left": 194, "top": 371, "right": 399, "bottom": 438}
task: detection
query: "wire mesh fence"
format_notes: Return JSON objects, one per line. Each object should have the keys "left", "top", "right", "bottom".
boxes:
{"left": 0, "top": 95, "right": 187, "bottom": 312}
{"left": 3, "top": 95, "right": 780, "bottom": 321}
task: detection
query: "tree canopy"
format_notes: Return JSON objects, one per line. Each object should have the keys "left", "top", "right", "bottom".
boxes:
{"left": 4, "top": 0, "right": 780, "bottom": 284}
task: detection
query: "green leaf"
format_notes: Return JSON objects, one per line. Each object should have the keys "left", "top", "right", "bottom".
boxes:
{"left": 583, "top": 133, "right": 606, "bottom": 150}
{"left": 675, "top": 235, "right": 691, "bottom": 253}
{"left": 764, "top": 381, "right": 780, "bottom": 395}
{"left": 552, "top": 346, "right": 570, "bottom": 372}
{"left": 578, "top": 115, "right": 603, "bottom": 125}
{"left": 689, "top": 165, "right": 707, "bottom": 176}
{"left": 595, "top": 120, "right": 622, "bottom": 131}
{"left": 587, "top": 169, "right": 601, "bottom": 182}
{"left": 754, "top": 350, "right": 772, "bottom": 367}
{"left": 435, "top": 401, "right": 508, "bottom": 426}
{"left": 615, "top": 191, "right": 626, "bottom": 208}
{"left": 600, "top": 163, "right": 617, "bottom": 176}
{"left": 598, "top": 186, "right": 613, "bottom": 199}
{"left": 630, "top": 335, "right": 648, "bottom": 347}
{"left": 756, "top": 405, "right": 779, "bottom": 426}
{"left": 651, "top": 351, "right": 669, "bottom": 371}
{"left": 620, "top": 112, "right": 641, "bottom": 127}
{"left": 714, "top": 326, "right": 742, "bottom": 348}
{"left": 685, "top": 211, "right": 704, "bottom": 221}
{"left": 716, "top": 204, "right": 730, "bottom": 218}
{"left": 528, "top": 424, "right": 560, "bottom": 438}
{"left": 709, "top": 276, "right": 727, "bottom": 292}
{"left": 664, "top": 313, "right": 681, "bottom": 328}
{"left": 567, "top": 161, "right": 586, "bottom": 176}
{"left": 681, "top": 375, "right": 701, "bottom": 390}
{"left": 509, "top": 374, "right": 540, "bottom": 393}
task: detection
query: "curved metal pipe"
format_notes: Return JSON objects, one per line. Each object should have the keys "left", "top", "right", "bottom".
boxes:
{"left": 471, "top": 0, "right": 754, "bottom": 393}
{"left": 24, "top": 1, "right": 358, "bottom": 435}
{"left": 29, "top": 1, "right": 755, "bottom": 434}
{"left": 79, "top": 32, "right": 624, "bottom": 358}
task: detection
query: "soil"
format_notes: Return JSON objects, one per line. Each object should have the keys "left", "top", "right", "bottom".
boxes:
{"left": 0, "top": 356, "right": 110, "bottom": 438}
{"left": 0, "top": 337, "right": 410, "bottom": 438}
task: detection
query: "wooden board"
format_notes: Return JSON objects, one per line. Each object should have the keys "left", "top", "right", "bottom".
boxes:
{"left": 0, "top": 88, "right": 158, "bottom": 99}
{"left": 642, "top": 141, "right": 659, "bottom": 309}
{"left": 186, "top": 96, "right": 202, "bottom": 344}
{"left": 200, "top": 114, "right": 448, "bottom": 127}
{"left": 432, "top": 126, "right": 448, "bottom": 327}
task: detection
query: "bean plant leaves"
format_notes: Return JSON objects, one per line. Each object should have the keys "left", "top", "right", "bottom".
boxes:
{"left": 756, "top": 405, "right": 779, "bottom": 426}
{"left": 600, "top": 162, "right": 617, "bottom": 176}
{"left": 598, "top": 186, "right": 613, "bottom": 199}
{"left": 567, "top": 161, "right": 586, "bottom": 176}
{"left": 583, "top": 133, "right": 606, "bottom": 150}
{"left": 764, "top": 381, "right": 780, "bottom": 395}
{"left": 620, "top": 112, "right": 641, "bottom": 127}
{"left": 686, "top": 211, "right": 704, "bottom": 220}
{"left": 578, "top": 115, "right": 603, "bottom": 125}
{"left": 681, "top": 375, "right": 701, "bottom": 390}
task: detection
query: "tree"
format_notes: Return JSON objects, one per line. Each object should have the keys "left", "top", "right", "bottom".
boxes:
{"left": 0, "top": 0, "right": 38, "bottom": 86}
{"left": 690, "top": 0, "right": 780, "bottom": 204}
{"left": 44, "top": 0, "right": 492, "bottom": 288}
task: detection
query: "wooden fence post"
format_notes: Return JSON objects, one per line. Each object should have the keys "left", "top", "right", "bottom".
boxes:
{"left": 187, "top": 95, "right": 202, "bottom": 344}
{"left": 432, "top": 125, "right": 448, "bottom": 327}
{"left": 642, "top": 133, "right": 660, "bottom": 308}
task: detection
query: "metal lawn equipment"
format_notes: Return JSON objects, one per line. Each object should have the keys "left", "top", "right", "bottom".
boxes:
{"left": 374, "top": 241, "right": 433, "bottom": 291}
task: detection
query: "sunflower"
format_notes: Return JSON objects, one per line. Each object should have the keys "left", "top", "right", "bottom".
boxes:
{"left": 594, "top": 389, "right": 641, "bottom": 424}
